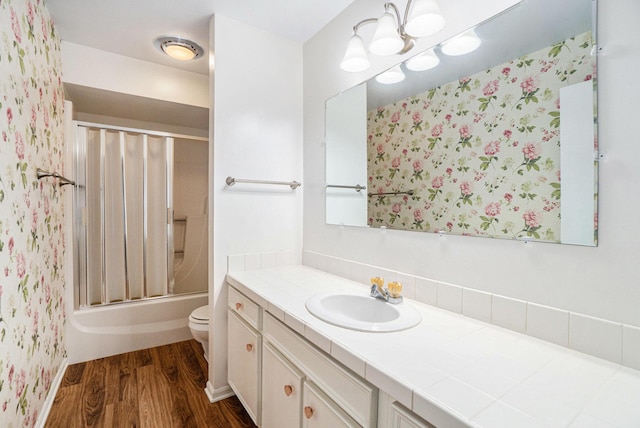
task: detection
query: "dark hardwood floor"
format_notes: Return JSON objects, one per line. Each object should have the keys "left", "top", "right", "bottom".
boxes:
{"left": 46, "top": 340, "right": 257, "bottom": 428}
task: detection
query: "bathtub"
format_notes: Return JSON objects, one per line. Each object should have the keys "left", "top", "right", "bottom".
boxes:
{"left": 65, "top": 293, "right": 208, "bottom": 364}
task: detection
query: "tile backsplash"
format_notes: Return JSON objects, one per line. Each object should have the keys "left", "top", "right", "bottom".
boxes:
{"left": 226, "top": 249, "right": 640, "bottom": 371}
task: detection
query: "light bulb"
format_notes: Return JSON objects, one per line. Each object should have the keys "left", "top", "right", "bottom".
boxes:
{"left": 405, "top": 0, "right": 446, "bottom": 37}
{"left": 369, "top": 12, "right": 404, "bottom": 56}
{"left": 375, "top": 65, "right": 405, "bottom": 84}
{"left": 340, "top": 34, "right": 370, "bottom": 72}
{"left": 406, "top": 48, "right": 440, "bottom": 71}
{"left": 441, "top": 29, "right": 481, "bottom": 56}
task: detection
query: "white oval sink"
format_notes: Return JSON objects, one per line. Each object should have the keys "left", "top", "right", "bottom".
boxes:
{"left": 305, "top": 292, "right": 422, "bottom": 332}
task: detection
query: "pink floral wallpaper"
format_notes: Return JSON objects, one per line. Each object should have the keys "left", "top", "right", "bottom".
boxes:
{"left": 367, "top": 32, "right": 595, "bottom": 242}
{"left": 0, "top": 0, "right": 66, "bottom": 426}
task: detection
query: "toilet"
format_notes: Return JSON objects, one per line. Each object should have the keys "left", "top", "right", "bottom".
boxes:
{"left": 189, "top": 305, "right": 210, "bottom": 361}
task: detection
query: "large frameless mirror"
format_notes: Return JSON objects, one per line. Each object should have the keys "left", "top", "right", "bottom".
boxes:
{"left": 326, "top": 0, "right": 598, "bottom": 246}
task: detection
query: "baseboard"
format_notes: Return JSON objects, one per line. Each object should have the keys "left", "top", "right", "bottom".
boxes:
{"left": 204, "top": 381, "right": 235, "bottom": 403}
{"left": 35, "top": 358, "right": 68, "bottom": 428}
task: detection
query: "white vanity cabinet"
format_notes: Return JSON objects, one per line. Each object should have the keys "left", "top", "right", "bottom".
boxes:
{"left": 263, "top": 312, "right": 378, "bottom": 428}
{"left": 227, "top": 287, "right": 262, "bottom": 426}
{"left": 262, "top": 342, "right": 305, "bottom": 428}
{"left": 377, "top": 392, "right": 434, "bottom": 428}
{"left": 302, "top": 381, "right": 360, "bottom": 428}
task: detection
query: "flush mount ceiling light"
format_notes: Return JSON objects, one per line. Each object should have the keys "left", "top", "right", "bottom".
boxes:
{"left": 440, "top": 29, "right": 481, "bottom": 56}
{"left": 154, "top": 36, "right": 204, "bottom": 61}
{"left": 341, "top": 0, "right": 446, "bottom": 72}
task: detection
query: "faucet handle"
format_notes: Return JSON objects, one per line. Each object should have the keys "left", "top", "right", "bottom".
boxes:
{"left": 387, "top": 281, "right": 402, "bottom": 298}
{"left": 370, "top": 277, "right": 384, "bottom": 288}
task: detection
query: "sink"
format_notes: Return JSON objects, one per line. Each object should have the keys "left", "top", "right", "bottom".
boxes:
{"left": 305, "top": 292, "right": 422, "bottom": 332}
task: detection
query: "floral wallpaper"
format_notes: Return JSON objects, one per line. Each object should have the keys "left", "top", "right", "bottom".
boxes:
{"left": 0, "top": 0, "right": 66, "bottom": 426}
{"left": 367, "top": 32, "right": 595, "bottom": 242}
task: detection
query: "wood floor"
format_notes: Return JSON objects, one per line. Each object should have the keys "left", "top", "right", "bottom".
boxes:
{"left": 46, "top": 340, "right": 257, "bottom": 428}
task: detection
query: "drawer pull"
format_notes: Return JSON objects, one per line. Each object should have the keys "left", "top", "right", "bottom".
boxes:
{"left": 304, "top": 406, "right": 314, "bottom": 419}
{"left": 246, "top": 343, "right": 253, "bottom": 352}
{"left": 235, "top": 302, "right": 243, "bottom": 311}
{"left": 283, "top": 385, "right": 294, "bottom": 396}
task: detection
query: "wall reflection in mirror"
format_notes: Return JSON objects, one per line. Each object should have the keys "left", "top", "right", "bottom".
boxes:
{"left": 326, "top": 0, "right": 598, "bottom": 246}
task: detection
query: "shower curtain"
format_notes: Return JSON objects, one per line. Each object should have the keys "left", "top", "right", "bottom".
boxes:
{"left": 76, "top": 125, "right": 174, "bottom": 306}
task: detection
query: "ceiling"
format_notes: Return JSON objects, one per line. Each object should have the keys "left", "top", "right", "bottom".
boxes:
{"left": 47, "top": 0, "right": 356, "bottom": 130}
{"left": 47, "top": 0, "right": 356, "bottom": 76}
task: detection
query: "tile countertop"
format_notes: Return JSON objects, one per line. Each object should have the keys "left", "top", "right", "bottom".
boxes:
{"left": 226, "top": 266, "right": 640, "bottom": 428}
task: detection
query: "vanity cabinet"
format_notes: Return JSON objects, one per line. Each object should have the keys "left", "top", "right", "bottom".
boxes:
{"left": 262, "top": 342, "right": 304, "bottom": 428}
{"left": 227, "top": 287, "right": 262, "bottom": 426}
{"left": 263, "top": 312, "right": 378, "bottom": 428}
{"left": 303, "top": 381, "right": 360, "bottom": 428}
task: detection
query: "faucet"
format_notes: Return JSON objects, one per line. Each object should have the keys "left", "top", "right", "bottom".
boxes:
{"left": 370, "top": 277, "right": 403, "bottom": 304}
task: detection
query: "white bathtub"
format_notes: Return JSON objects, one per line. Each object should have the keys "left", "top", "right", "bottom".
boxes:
{"left": 65, "top": 293, "right": 208, "bottom": 364}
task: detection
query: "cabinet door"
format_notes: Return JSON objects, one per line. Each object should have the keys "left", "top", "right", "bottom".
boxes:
{"left": 389, "top": 402, "right": 434, "bottom": 428}
{"left": 228, "top": 310, "right": 261, "bottom": 425}
{"left": 302, "top": 381, "right": 360, "bottom": 428}
{"left": 262, "top": 342, "right": 305, "bottom": 428}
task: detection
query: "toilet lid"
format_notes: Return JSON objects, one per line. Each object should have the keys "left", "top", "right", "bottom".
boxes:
{"left": 190, "top": 305, "right": 209, "bottom": 322}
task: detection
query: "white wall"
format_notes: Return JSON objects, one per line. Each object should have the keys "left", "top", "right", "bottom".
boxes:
{"left": 209, "top": 14, "right": 303, "bottom": 396}
{"left": 303, "top": 0, "right": 640, "bottom": 328}
{"left": 62, "top": 42, "right": 209, "bottom": 108}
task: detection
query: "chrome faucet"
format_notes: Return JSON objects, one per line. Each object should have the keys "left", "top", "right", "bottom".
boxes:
{"left": 369, "top": 277, "right": 403, "bottom": 304}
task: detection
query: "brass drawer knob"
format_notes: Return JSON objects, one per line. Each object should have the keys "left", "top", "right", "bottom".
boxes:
{"left": 245, "top": 343, "right": 253, "bottom": 352}
{"left": 235, "top": 302, "right": 243, "bottom": 311}
{"left": 304, "top": 406, "right": 314, "bottom": 419}
{"left": 283, "top": 385, "right": 293, "bottom": 396}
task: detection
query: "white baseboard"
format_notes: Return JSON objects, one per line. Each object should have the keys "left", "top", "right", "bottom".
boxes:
{"left": 205, "top": 381, "right": 235, "bottom": 403}
{"left": 35, "top": 358, "right": 68, "bottom": 428}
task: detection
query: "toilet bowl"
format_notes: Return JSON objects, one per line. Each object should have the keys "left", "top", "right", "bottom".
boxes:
{"left": 189, "top": 305, "right": 209, "bottom": 361}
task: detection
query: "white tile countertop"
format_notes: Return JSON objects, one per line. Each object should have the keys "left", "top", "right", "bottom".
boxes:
{"left": 226, "top": 265, "right": 640, "bottom": 428}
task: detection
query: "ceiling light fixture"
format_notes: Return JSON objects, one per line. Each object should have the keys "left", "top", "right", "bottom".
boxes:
{"left": 154, "top": 36, "right": 204, "bottom": 61}
{"left": 341, "top": 0, "right": 446, "bottom": 72}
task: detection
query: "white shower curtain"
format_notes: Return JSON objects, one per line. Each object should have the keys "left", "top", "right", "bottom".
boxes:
{"left": 78, "top": 125, "right": 173, "bottom": 305}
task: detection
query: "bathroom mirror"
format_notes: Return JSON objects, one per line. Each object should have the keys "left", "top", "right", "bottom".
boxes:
{"left": 325, "top": 0, "right": 598, "bottom": 246}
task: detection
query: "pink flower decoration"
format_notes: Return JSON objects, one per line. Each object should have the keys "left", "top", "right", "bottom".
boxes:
{"left": 503, "top": 129, "right": 512, "bottom": 139}
{"left": 431, "top": 176, "right": 444, "bottom": 189}
{"left": 392, "top": 203, "right": 402, "bottom": 214}
{"left": 522, "top": 142, "right": 541, "bottom": 160}
{"left": 431, "top": 124, "right": 443, "bottom": 137}
{"left": 485, "top": 202, "right": 501, "bottom": 217}
{"left": 484, "top": 140, "right": 500, "bottom": 156}
{"left": 413, "top": 210, "right": 423, "bottom": 221}
{"left": 520, "top": 75, "right": 538, "bottom": 94}
{"left": 412, "top": 111, "right": 422, "bottom": 124}
{"left": 460, "top": 181, "right": 472, "bottom": 196}
{"left": 523, "top": 210, "right": 541, "bottom": 228}
{"left": 413, "top": 160, "right": 422, "bottom": 172}
{"left": 15, "top": 132, "right": 25, "bottom": 160}
{"left": 502, "top": 67, "right": 511, "bottom": 76}
{"left": 504, "top": 193, "right": 513, "bottom": 203}
{"left": 376, "top": 144, "right": 384, "bottom": 154}
{"left": 391, "top": 111, "right": 401, "bottom": 123}
{"left": 11, "top": 7, "right": 22, "bottom": 43}
{"left": 483, "top": 80, "right": 499, "bottom": 96}
{"left": 459, "top": 124, "right": 471, "bottom": 139}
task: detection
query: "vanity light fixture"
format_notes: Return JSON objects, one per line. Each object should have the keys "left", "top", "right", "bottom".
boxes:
{"left": 154, "top": 36, "right": 204, "bottom": 61}
{"left": 341, "top": 0, "right": 446, "bottom": 72}
{"left": 440, "top": 29, "right": 481, "bottom": 56}
{"left": 405, "top": 47, "right": 439, "bottom": 71}
{"left": 375, "top": 64, "right": 405, "bottom": 84}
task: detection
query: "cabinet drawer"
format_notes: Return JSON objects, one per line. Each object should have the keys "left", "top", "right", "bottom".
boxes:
{"left": 228, "top": 285, "right": 261, "bottom": 329}
{"left": 390, "top": 402, "right": 434, "bottom": 428}
{"left": 264, "top": 313, "right": 377, "bottom": 428}
{"left": 303, "top": 381, "right": 360, "bottom": 428}
{"left": 262, "top": 343, "right": 305, "bottom": 428}
{"left": 228, "top": 310, "right": 261, "bottom": 425}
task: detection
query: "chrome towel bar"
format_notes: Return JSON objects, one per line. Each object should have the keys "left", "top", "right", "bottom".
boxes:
{"left": 226, "top": 176, "right": 301, "bottom": 190}
{"left": 36, "top": 168, "right": 76, "bottom": 187}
